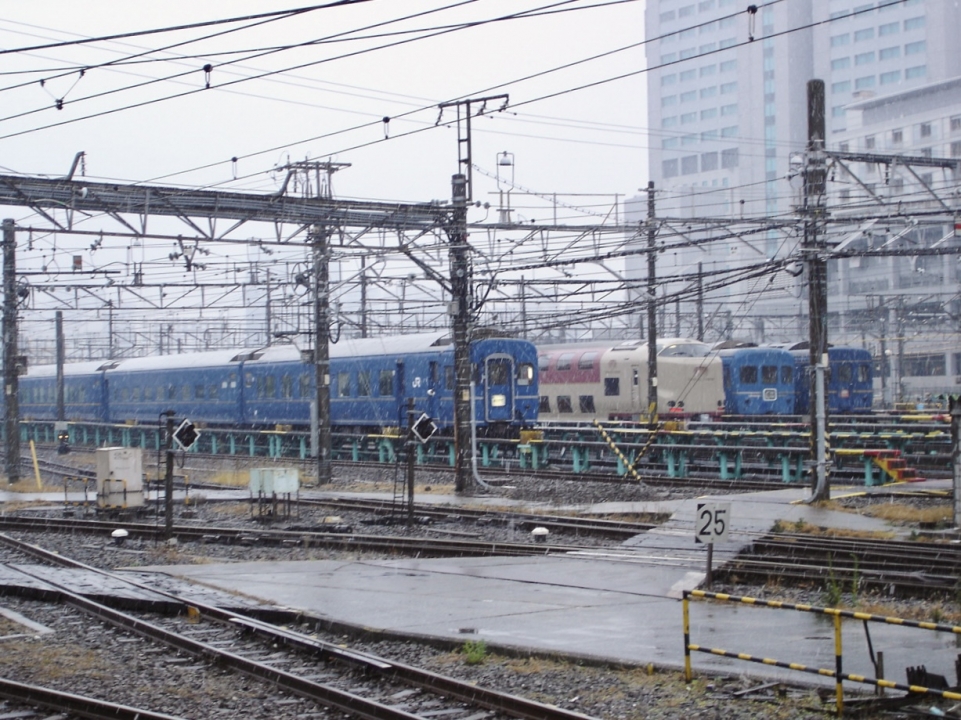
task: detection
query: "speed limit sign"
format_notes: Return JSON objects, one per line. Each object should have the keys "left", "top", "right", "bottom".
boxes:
{"left": 695, "top": 502, "right": 731, "bottom": 544}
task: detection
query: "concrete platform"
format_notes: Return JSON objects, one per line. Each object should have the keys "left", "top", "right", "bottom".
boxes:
{"left": 135, "top": 478, "right": 961, "bottom": 690}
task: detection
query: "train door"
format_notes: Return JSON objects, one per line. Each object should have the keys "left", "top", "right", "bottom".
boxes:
{"left": 427, "top": 361, "right": 439, "bottom": 420}
{"left": 484, "top": 355, "right": 514, "bottom": 422}
{"left": 630, "top": 366, "right": 640, "bottom": 411}
{"left": 394, "top": 359, "right": 405, "bottom": 429}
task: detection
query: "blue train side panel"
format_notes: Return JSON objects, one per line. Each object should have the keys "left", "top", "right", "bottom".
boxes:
{"left": 105, "top": 350, "right": 247, "bottom": 425}
{"left": 721, "top": 347, "right": 796, "bottom": 414}
{"left": 786, "top": 346, "right": 874, "bottom": 414}
{"left": 20, "top": 361, "right": 108, "bottom": 423}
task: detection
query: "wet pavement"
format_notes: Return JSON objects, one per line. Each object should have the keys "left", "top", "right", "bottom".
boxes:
{"left": 130, "top": 477, "right": 961, "bottom": 691}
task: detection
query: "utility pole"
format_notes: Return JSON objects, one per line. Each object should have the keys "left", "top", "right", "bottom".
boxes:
{"left": 2, "top": 219, "right": 19, "bottom": 485}
{"left": 878, "top": 298, "right": 888, "bottom": 408}
{"left": 645, "top": 182, "right": 658, "bottom": 421}
{"left": 281, "top": 159, "right": 349, "bottom": 486}
{"left": 164, "top": 412, "right": 175, "bottom": 539}
{"left": 438, "top": 95, "right": 506, "bottom": 494}
{"left": 951, "top": 396, "right": 961, "bottom": 529}
{"left": 55, "top": 311, "right": 64, "bottom": 422}
{"left": 450, "top": 173, "right": 473, "bottom": 493}
{"left": 804, "top": 79, "right": 829, "bottom": 502}
{"left": 696, "top": 262, "right": 704, "bottom": 342}
{"left": 311, "top": 223, "right": 332, "bottom": 485}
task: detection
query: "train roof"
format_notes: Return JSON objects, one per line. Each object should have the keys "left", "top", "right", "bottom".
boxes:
{"left": 25, "top": 359, "right": 111, "bottom": 378}
{"left": 101, "top": 348, "right": 260, "bottom": 373}
{"left": 242, "top": 332, "right": 452, "bottom": 365}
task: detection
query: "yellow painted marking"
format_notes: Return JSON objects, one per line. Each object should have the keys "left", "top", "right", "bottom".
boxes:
{"left": 769, "top": 601, "right": 784, "bottom": 608}
{"left": 797, "top": 604, "right": 812, "bottom": 611}
{"left": 886, "top": 617, "right": 905, "bottom": 625}
{"left": 818, "top": 669, "right": 835, "bottom": 677}
{"left": 919, "top": 622, "right": 937, "bottom": 630}
{"left": 761, "top": 657, "right": 776, "bottom": 665}
{"left": 878, "top": 680, "right": 897, "bottom": 688}
{"left": 788, "top": 663, "right": 808, "bottom": 671}
{"left": 849, "top": 674, "right": 865, "bottom": 682}
{"left": 742, "top": 597, "right": 757, "bottom": 604}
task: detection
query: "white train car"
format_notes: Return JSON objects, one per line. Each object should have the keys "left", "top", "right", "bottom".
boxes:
{"left": 537, "top": 339, "right": 724, "bottom": 422}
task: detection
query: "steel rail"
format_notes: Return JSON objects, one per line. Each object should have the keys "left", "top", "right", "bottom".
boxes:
{"left": 0, "top": 515, "right": 606, "bottom": 557}
{"left": 0, "top": 677, "right": 187, "bottom": 720}
{"left": 0, "top": 532, "right": 601, "bottom": 720}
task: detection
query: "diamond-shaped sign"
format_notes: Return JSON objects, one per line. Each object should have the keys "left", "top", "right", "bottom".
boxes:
{"left": 173, "top": 419, "right": 200, "bottom": 451}
{"left": 411, "top": 413, "right": 437, "bottom": 444}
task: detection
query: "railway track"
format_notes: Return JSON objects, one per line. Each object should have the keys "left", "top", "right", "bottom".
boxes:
{"left": 0, "top": 531, "right": 601, "bottom": 720}
{"left": 718, "top": 532, "right": 961, "bottom": 596}
{"left": 0, "top": 515, "right": 634, "bottom": 557}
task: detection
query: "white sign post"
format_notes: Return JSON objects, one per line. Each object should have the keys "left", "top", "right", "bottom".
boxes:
{"left": 695, "top": 502, "right": 731, "bottom": 588}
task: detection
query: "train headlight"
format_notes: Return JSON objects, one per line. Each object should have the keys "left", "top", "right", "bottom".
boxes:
{"left": 490, "top": 394, "right": 506, "bottom": 407}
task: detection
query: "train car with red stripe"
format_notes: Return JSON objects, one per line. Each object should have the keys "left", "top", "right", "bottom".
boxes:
{"left": 536, "top": 338, "right": 724, "bottom": 422}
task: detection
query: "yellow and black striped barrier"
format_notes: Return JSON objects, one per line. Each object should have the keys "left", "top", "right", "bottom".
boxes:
{"left": 592, "top": 419, "right": 650, "bottom": 483}
{"left": 683, "top": 589, "right": 961, "bottom": 716}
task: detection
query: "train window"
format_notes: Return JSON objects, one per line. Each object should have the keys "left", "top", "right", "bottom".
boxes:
{"left": 121, "top": 388, "right": 130, "bottom": 402}
{"left": 132, "top": 387, "right": 142, "bottom": 402}
{"left": 579, "top": 395, "right": 596, "bottom": 413}
{"left": 182, "top": 385, "right": 191, "bottom": 401}
{"left": 79, "top": 386, "right": 86, "bottom": 402}
{"left": 538, "top": 355, "right": 549, "bottom": 371}
{"left": 633, "top": 369, "right": 639, "bottom": 386}
{"left": 858, "top": 364, "right": 870, "bottom": 382}
{"left": 281, "top": 374, "right": 293, "bottom": 399}
{"left": 145, "top": 387, "right": 155, "bottom": 401}
{"left": 194, "top": 384, "right": 205, "bottom": 399}
{"left": 298, "top": 374, "right": 310, "bottom": 397}
{"left": 380, "top": 369, "right": 395, "bottom": 396}
{"left": 358, "top": 371, "right": 372, "bottom": 397}
{"left": 604, "top": 377, "right": 620, "bottom": 396}
{"left": 245, "top": 372, "right": 255, "bottom": 389}
{"left": 781, "top": 366, "right": 793, "bottom": 384}
{"left": 739, "top": 366, "right": 758, "bottom": 384}
{"left": 337, "top": 372, "right": 351, "bottom": 398}
{"left": 556, "top": 353, "right": 574, "bottom": 371}
{"left": 578, "top": 352, "right": 598, "bottom": 370}
{"left": 256, "top": 376, "right": 265, "bottom": 399}
{"left": 265, "top": 375, "right": 276, "bottom": 398}
{"left": 516, "top": 363, "right": 534, "bottom": 386}
{"left": 761, "top": 366, "right": 778, "bottom": 384}
{"left": 556, "top": 395, "right": 573, "bottom": 413}
{"left": 209, "top": 385, "right": 219, "bottom": 400}
{"left": 539, "top": 396, "right": 551, "bottom": 413}
{"left": 228, "top": 372, "right": 237, "bottom": 389}
{"left": 444, "top": 366, "right": 454, "bottom": 391}
{"left": 487, "top": 359, "right": 510, "bottom": 385}
{"left": 167, "top": 385, "right": 176, "bottom": 400}
{"left": 838, "top": 364, "right": 853, "bottom": 383}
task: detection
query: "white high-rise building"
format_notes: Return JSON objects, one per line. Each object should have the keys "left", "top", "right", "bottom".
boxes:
{"left": 626, "top": 0, "right": 961, "bottom": 396}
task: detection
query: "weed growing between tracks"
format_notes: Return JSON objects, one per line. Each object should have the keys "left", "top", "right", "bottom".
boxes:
{"left": 425, "top": 651, "right": 827, "bottom": 719}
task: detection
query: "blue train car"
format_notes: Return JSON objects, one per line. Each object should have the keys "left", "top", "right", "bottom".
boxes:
{"left": 782, "top": 343, "right": 874, "bottom": 414}
{"left": 20, "top": 360, "right": 108, "bottom": 422}
{"left": 240, "top": 332, "right": 536, "bottom": 434}
{"left": 105, "top": 349, "right": 247, "bottom": 425}
{"left": 720, "top": 347, "right": 796, "bottom": 415}
{"left": 17, "top": 332, "right": 539, "bottom": 436}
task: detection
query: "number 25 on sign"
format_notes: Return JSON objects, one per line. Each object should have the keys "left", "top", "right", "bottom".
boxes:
{"left": 695, "top": 502, "right": 731, "bottom": 544}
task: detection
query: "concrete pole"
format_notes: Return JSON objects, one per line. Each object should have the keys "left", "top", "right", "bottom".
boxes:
{"left": 312, "top": 224, "right": 332, "bottom": 485}
{"left": 646, "top": 182, "right": 658, "bottom": 421}
{"left": 2, "top": 219, "right": 19, "bottom": 485}
{"left": 952, "top": 396, "right": 961, "bottom": 529}
{"left": 804, "top": 79, "right": 829, "bottom": 501}
{"left": 449, "top": 174, "right": 473, "bottom": 494}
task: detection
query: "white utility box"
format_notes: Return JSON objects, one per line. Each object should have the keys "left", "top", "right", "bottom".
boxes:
{"left": 249, "top": 467, "right": 300, "bottom": 495}
{"left": 96, "top": 447, "right": 144, "bottom": 509}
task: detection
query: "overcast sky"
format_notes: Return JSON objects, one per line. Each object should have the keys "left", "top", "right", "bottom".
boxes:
{"left": 0, "top": 0, "right": 648, "bottom": 212}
